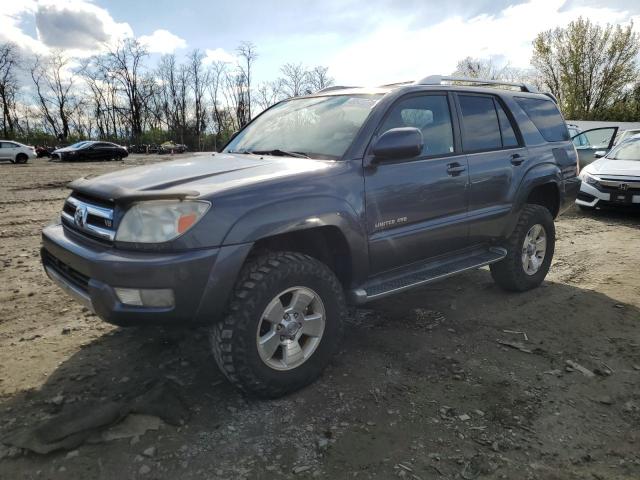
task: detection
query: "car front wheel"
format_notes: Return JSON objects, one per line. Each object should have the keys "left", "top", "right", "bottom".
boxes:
{"left": 211, "top": 251, "right": 345, "bottom": 398}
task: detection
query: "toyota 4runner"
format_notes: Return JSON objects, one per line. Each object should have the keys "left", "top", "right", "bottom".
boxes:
{"left": 41, "top": 75, "right": 580, "bottom": 397}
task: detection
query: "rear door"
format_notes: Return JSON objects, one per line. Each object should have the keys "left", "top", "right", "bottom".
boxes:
{"left": 0, "top": 142, "right": 10, "bottom": 160}
{"left": 571, "top": 127, "right": 618, "bottom": 168}
{"left": 454, "top": 93, "right": 528, "bottom": 244}
{"left": 365, "top": 92, "right": 470, "bottom": 274}
{"left": 1, "top": 142, "right": 19, "bottom": 161}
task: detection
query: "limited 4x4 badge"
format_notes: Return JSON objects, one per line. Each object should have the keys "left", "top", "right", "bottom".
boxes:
{"left": 374, "top": 216, "right": 408, "bottom": 230}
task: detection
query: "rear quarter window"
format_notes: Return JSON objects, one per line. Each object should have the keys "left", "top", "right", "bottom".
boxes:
{"left": 515, "top": 97, "right": 569, "bottom": 142}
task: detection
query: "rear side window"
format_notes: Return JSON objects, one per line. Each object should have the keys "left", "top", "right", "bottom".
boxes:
{"left": 459, "top": 95, "right": 502, "bottom": 151}
{"left": 515, "top": 97, "right": 569, "bottom": 142}
{"left": 495, "top": 102, "right": 519, "bottom": 147}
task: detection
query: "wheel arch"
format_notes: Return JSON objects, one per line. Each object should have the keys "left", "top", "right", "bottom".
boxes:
{"left": 502, "top": 162, "right": 562, "bottom": 238}
{"left": 223, "top": 196, "right": 368, "bottom": 287}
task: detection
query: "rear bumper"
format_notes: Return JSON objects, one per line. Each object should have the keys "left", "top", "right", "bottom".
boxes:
{"left": 575, "top": 181, "right": 640, "bottom": 208}
{"left": 41, "top": 223, "right": 251, "bottom": 326}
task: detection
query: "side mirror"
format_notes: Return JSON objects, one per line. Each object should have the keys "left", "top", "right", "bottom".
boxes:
{"left": 594, "top": 151, "right": 606, "bottom": 159}
{"left": 372, "top": 127, "right": 423, "bottom": 161}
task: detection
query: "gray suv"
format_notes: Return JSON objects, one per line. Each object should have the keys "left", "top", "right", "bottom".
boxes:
{"left": 41, "top": 75, "right": 580, "bottom": 397}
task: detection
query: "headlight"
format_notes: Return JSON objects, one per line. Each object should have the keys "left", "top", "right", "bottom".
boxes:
{"left": 115, "top": 200, "right": 210, "bottom": 243}
{"left": 582, "top": 173, "right": 600, "bottom": 186}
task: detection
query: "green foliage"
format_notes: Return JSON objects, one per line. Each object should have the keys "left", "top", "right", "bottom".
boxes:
{"left": 532, "top": 17, "right": 640, "bottom": 121}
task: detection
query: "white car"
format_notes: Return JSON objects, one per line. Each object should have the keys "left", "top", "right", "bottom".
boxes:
{"left": 615, "top": 128, "right": 640, "bottom": 145}
{"left": 0, "top": 140, "right": 36, "bottom": 164}
{"left": 576, "top": 134, "right": 640, "bottom": 210}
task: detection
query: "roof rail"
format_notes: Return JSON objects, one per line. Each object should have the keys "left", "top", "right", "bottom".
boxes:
{"left": 415, "top": 75, "right": 538, "bottom": 93}
{"left": 317, "top": 85, "right": 359, "bottom": 93}
{"left": 379, "top": 81, "right": 414, "bottom": 87}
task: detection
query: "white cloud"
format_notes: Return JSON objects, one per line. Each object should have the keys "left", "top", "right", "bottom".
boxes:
{"left": 0, "top": 1, "right": 185, "bottom": 58}
{"left": 328, "top": 0, "right": 639, "bottom": 85}
{"left": 139, "top": 29, "right": 187, "bottom": 54}
{"left": 203, "top": 47, "right": 236, "bottom": 65}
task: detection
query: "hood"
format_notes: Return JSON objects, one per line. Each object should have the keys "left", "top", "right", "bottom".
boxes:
{"left": 68, "top": 152, "right": 334, "bottom": 204}
{"left": 585, "top": 158, "right": 640, "bottom": 178}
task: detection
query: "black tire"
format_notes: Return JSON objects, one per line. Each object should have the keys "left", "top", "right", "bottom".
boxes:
{"left": 490, "top": 204, "right": 555, "bottom": 292}
{"left": 211, "top": 251, "right": 346, "bottom": 398}
{"left": 16, "top": 153, "right": 28, "bottom": 164}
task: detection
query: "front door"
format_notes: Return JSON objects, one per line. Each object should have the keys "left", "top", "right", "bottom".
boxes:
{"left": 365, "top": 93, "right": 469, "bottom": 274}
{"left": 572, "top": 127, "right": 618, "bottom": 168}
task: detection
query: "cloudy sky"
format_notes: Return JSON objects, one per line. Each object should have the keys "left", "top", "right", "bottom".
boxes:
{"left": 2, "top": 0, "right": 639, "bottom": 85}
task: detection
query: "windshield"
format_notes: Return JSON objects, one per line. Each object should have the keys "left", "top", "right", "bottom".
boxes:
{"left": 225, "top": 94, "right": 382, "bottom": 159}
{"left": 608, "top": 139, "right": 640, "bottom": 161}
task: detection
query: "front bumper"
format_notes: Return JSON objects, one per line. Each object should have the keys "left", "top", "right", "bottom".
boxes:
{"left": 41, "top": 223, "right": 251, "bottom": 326}
{"left": 575, "top": 181, "right": 640, "bottom": 208}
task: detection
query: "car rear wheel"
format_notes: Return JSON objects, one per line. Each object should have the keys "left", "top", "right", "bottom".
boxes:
{"left": 490, "top": 204, "right": 555, "bottom": 292}
{"left": 211, "top": 251, "right": 345, "bottom": 398}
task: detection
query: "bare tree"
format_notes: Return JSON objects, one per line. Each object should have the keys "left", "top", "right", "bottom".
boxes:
{"left": 255, "top": 80, "right": 283, "bottom": 112}
{"left": 0, "top": 42, "right": 19, "bottom": 138}
{"left": 99, "top": 39, "right": 153, "bottom": 142}
{"left": 30, "top": 52, "right": 77, "bottom": 139}
{"left": 307, "top": 66, "right": 334, "bottom": 93}
{"left": 188, "top": 49, "right": 209, "bottom": 150}
{"left": 452, "top": 57, "right": 519, "bottom": 81}
{"left": 207, "top": 61, "right": 233, "bottom": 150}
{"left": 236, "top": 41, "right": 257, "bottom": 120}
{"left": 279, "top": 63, "right": 309, "bottom": 98}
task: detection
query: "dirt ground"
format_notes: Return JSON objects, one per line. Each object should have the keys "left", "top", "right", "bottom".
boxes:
{"left": 1, "top": 155, "right": 639, "bottom": 480}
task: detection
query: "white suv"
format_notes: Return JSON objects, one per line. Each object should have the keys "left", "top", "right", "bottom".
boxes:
{"left": 0, "top": 140, "right": 36, "bottom": 164}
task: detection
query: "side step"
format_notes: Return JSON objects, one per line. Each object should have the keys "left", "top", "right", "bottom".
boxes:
{"left": 350, "top": 247, "right": 507, "bottom": 304}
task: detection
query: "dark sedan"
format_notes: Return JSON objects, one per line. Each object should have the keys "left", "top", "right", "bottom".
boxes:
{"left": 51, "top": 141, "right": 128, "bottom": 162}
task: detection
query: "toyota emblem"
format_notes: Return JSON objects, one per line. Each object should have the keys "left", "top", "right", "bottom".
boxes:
{"left": 619, "top": 183, "right": 629, "bottom": 191}
{"left": 74, "top": 205, "right": 88, "bottom": 228}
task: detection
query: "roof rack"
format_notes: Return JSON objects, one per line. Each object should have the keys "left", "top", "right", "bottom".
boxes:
{"left": 415, "top": 75, "right": 538, "bottom": 93}
{"left": 317, "top": 85, "right": 359, "bottom": 93}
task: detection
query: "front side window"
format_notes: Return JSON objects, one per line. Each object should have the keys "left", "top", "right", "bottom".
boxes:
{"left": 225, "top": 94, "right": 382, "bottom": 160}
{"left": 459, "top": 95, "right": 502, "bottom": 152}
{"left": 379, "top": 94, "right": 454, "bottom": 157}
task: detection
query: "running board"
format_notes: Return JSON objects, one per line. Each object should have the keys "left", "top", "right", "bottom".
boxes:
{"left": 350, "top": 247, "right": 507, "bottom": 304}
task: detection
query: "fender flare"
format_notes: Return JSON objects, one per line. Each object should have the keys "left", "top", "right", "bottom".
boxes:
{"left": 223, "top": 195, "right": 368, "bottom": 283}
{"left": 503, "top": 162, "right": 562, "bottom": 237}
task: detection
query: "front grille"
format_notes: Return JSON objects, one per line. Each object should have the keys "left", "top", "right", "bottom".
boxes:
{"left": 42, "top": 250, "right": 89, "bottom": 293}
{"left": 61, "top": 194, "right": 116, "bottom": 243}
{"left": 596, "top": 178, "right": 640, "bottom": 195}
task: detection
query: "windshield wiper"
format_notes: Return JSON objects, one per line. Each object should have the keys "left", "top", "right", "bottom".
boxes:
{"left": 250, "top": 149, "right": 310, "bottom": 159}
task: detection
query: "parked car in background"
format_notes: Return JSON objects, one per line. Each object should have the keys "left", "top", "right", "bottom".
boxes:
{"left": 0, "top": 140, "right": 36, "bottom": 164}
{"left": 35, "top": 146, "right": 56, "bottom": 158}
{"left": 576, "top": 134, "right": 640, "bottom": 210}
{"left": 51, "top": 141, "right": 128, "bottom": 162}
{"left": 567, "top": 123, "right": 582, "bottom": 139}
{"left": 614, "top": 128, "right": 640, "bottom": 145}
{"left": 159, "top": 141, "right": 187, "bottom": 154}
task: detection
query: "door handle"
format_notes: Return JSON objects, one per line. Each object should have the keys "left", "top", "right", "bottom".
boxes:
{"left": 446, "top": 163, "right": 466, "bottom": 176}
{"left": 511, "top": 153, "right": 525, "bottom": 166}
